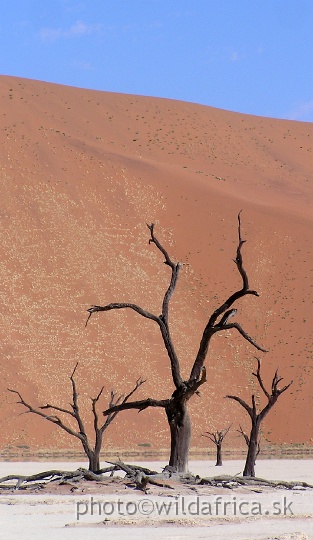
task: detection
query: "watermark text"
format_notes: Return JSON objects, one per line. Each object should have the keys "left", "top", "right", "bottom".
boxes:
{"left": 75, "top": 495, "right": 294, "bottom": 521}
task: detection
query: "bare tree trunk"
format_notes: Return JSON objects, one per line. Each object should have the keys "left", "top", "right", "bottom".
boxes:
{"left": 216, "top": 444, "right": 223, "bottom": 466}
{"left": 87, "top": 452, "right": 100, "bottom": 473}
{"left": 166, "top": 402, "right": 191, "bottom": 473}
{"left": 86, "top": 431, "right": 103, "bottom": 472}
{"left": 243, "top": 422, "right": 260, "bottom": 477}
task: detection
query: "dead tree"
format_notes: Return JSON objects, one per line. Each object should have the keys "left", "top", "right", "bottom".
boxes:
{"left": 8, "top": 363, "right": 144, "bottom": 472}
{"left": 237, "top": 424, "right": 261, "bottom": 463}
{"left": 226, "top": 358, "right": 292, "bottom": 477}
{"left": 202, "top": 425, "right": 232, "bottom": 466}
{"left": 86, "top": 214, "right": 266, "bottom": 472}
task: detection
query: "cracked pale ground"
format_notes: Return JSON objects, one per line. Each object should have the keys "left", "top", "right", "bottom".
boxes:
{"left": 1, "top": 460, "right": 312, "bottom": 539}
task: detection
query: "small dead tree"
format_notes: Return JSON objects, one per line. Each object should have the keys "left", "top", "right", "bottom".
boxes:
{"left": 226, "top": 358, "right": 292, "bottom": 477}
{"left": 86, "top": 214, "right": 266, "bottom": 472}
{"left": 8, "top": 363, "right": 144, "bottom": 472}
{"left": 202, "top": 425, "right": 231, "bottom": 466}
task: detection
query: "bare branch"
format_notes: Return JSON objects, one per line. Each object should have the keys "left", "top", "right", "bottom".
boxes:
{"left": 277, "top": 380, "right": 293, "bottom": 395}
{"left": 108, "top": 390, "right": 119, "bottom": 408}
{"left": 147, "top": 223, "right": 175, "bottom": 268}
{"left": 190, "top": 213, "right": 266, "bottom": 382}
{"left": 86, "top": 303, "right": 159, "bottom": 327}
{"left": 71, "top": 362, "right": 79, "bottom": 379}
{"left": 157, "top": 321, "right": 183, "bottom": 388}
{"left": 237, "top": 425, "right": 250, "bottom": 446}
{"left": 193, "top": 365, "right": 207, "bottom": 391}
{"left": 202, "top": 424, "right": 232, "bottom": 445}
{"left": 207, "top": 212, "right": 259, "bottom": 328}
{"left": 253, "top": 359, "right": 293, "bottom": 408}
{"left": 252, "top": 358, "right": 270, "bottom": 399}
{"left": 99, "top": 378, "right": 146, "bottom": 432}
{"left": 94, "top": 387, "right": 105, "bottom": 403}
{"left": 103, "top": 397, "right": 169, "bottom": 416}
{"left": 226, "top": 394, "right": 253, "bottom": 418}
{"left": 146, "top": 223, "right": 182, "bottom": 322}
{"left": 8, "top": 388, "right": 85, "bottom": 442}
{"left": 271, "top": 370, "right": 293, "bottom": 396}
{"left": 91, "top": 386, "right": 104, "bottom": 432}
{"left": 227, "top": 357, "right": 293, "bottom": 465}
{"left": 122, "top": 377, "right": 146, "bottom": 404}
{"left": 9, "top": 366, "right": 148, "bottom": 472}
{"left": 219, "top": 309, "right": 238, "bottom": 326}
{"left": 69, "top": 363, "right": 88, "bottom": 440}
{"left": 220, "top": 424, "right": 232, "bottom": 439}
{"left": 86, "top": 225, "right": 184, "bottom": 389}
{"left": 39, "top": 403, "right": 74, "bottom": 416}
{"left": 202, "top": 432, "right": 217, "bottom": 445}
{"left": 145, "top": 224, "right": 183, "bottom": 387}
{"left": 222, "top": 323, "right": 268, "bottom": 352}
{"left": 235, "top": 211, "right": 249, "bottom": 289}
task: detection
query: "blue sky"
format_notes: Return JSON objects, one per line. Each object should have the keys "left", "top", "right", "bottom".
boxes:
{"left": 1, "top": 0, "right": 313, "bottom": 121}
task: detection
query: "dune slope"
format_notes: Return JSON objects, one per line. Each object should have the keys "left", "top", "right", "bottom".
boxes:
{"left": 0, "top": 76, "right": 312, "bottom": 457}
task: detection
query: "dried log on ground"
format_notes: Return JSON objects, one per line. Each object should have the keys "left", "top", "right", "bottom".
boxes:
{"left": 105, "top": 460, "right": 158, "bottom": 476}
{"left": 105, "top": 460, "right": 174, "bottom": 491}
{"left": 0, "top": 467, "right": 116, "bottom": 490}
{"left": 199, "top": 474, "right": 313, "bottom": 489}
{"left": 1, "top": 461, "right": 312, "bottom": 492}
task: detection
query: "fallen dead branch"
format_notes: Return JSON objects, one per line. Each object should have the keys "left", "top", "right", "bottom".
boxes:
{"left": 0, "top": 466, "right": 117, "bottom": 490}
{"left": 199, "top": 474, "right": 313, "bottom": 490}
{"left": 1, "top": 461, "right": 312, "bottom": 492}
{"left": 105, "top": 460, "right": 174, "bottom": 492}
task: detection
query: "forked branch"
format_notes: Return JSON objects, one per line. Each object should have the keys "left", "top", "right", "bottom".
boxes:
{"left": 226, "top": 358, "right": 293, "bottom": 422}
{"left": 8, "top": 366, "right": 146, "bottom": 461}
{"left": 147, "top": 223, "right": 182, "bottom": 323}
{"left": 100, "top": 377, "right": 146, "bottom": 431}
{"left": 237, "top": 425, "right": 250, "bottom": 446}
{"left": 86, "top": 224, "right": 183, "bottom": 389}
{"left": 190, "top": 212, "right": 266, "bottom": 382}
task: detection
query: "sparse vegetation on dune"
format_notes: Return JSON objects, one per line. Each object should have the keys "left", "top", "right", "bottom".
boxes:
{"left": 0, "top": 75, "right": 312, "bottom": 458}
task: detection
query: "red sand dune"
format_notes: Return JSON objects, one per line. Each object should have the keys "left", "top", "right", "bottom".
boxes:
{"left": 0, "top": 75, "right": 312, "bottom": 458}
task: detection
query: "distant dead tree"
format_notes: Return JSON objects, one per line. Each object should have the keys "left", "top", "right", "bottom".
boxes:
{"left": 86, "top": 213, "right": 266, "bottom": 472}
{"left": 226, "top": 358, "right": 293, "bottom": 476}
{"left": 8, "top": 363, "right": 144, "bottom": 472}
{"left": 202, "top": 425, "right": 232, "bottom": 466}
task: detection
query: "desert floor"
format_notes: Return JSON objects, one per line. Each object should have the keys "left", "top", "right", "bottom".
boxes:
{"left": 0, "top": 459, "right": 312, "bottom": 539}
